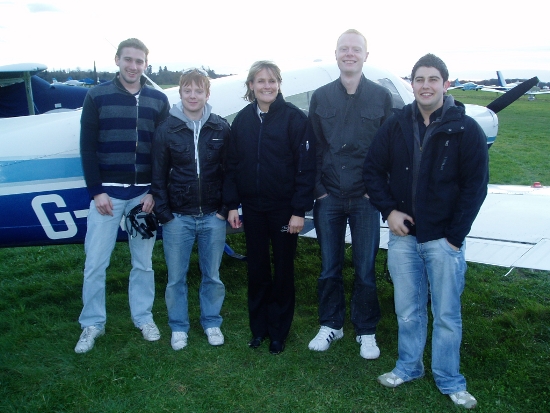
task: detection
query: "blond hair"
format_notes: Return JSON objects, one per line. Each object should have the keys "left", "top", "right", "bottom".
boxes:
{"left": 243, "top": 61, "right": 282, "bottom": 102}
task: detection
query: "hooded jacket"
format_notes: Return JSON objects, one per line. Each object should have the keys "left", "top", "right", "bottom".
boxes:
{"left": 364, "top": 96, "right": 489, "bottom": 248}
{"left": 151, "top": 101, "right": 230, "bottom": 224}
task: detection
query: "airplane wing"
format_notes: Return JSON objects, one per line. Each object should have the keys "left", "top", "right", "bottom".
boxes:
{"left": 480, "top": 88, "right": 550, "bottom": 96}
{"left": 0, "top": 63, "right": 47, "bottom": 86}
{"left": 464, "top": 184, "right": 550, "bottom": 271}
{"left": 479, "top": 87, "right": 508, "bottom": 93}
{"left": 300, "top": 184, "right": 550, "bottom": 271}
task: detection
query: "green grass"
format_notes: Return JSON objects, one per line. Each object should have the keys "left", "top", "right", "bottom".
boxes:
{"left": 448, "top": 89, "right": 550, "bottom": 185}
{"left": 1, "top": 92, "right": 549, "bottom": 412}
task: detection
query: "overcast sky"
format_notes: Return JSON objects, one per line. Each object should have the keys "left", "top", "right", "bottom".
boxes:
{"left": 1, "top": 0, "right": 549, "bottom": 81}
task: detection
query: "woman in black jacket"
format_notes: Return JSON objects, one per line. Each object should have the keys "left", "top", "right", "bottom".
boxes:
{"left": 224, "top": 61, "right": 315, "bottom": 354}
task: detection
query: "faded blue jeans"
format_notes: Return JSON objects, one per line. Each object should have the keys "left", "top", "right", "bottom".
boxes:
{"left": 387, "top": 233, "right": 468, "bottom": 394}
{"left": 79, "top": 193, "right": 156, "bottom": 330}
{"left": 313, "top": 194, "right": 381, "bottom": 335}
{"left": 162, "top": 212, "right": 226, "bottom": 333}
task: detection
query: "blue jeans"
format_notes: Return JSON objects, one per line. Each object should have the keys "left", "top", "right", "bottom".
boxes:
{"left": 313, "top": 194, "right": 381, "bottom": 335}
{"left": 79, "top": 193, "right": 156, "bottom": 330}
{"left": 387, "top": 233, "right": 467, "bottom": 394}
{"left": 162, "top": 212, "right": 226, "bottom": 333}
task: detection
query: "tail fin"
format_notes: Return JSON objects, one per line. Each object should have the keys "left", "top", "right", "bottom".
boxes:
{"left": 496, "top": 71, "right": 507, "bottom": 87}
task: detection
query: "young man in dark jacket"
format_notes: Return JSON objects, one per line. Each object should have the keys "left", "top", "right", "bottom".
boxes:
{"left": 151, "top": 68, "right": 230, "bottom": 351}
{"left": 76, "top": 38, "right": 169, "bottom": 354}
{"left": 308, "top": 29, "right": 392, "bottom": 359}
{"left": 364, "top": 53, "right": 488, "bottom": 409}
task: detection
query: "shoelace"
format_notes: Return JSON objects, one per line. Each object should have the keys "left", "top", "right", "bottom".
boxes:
{"left": 359, "top": 335, "right": 376, "bottom": 345}
{"left": 81, "top": 327, "right": 95, "bottom": 341}
{"left": 317, "top": 328, "right": 337, "bottom": 343}
{"left": 208, "top": 328, "right": 222, "bottom": 337}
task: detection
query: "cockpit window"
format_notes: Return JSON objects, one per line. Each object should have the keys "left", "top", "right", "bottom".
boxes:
{"left": 373, "top": 78, "right": 407, "bottom": 109}
{"left": 225, "top": 78, "right": 410, "bottom": 124}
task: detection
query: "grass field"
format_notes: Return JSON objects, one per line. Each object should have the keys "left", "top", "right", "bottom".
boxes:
{"left": 0, "top": 90, "right": 549, "bottom": 412}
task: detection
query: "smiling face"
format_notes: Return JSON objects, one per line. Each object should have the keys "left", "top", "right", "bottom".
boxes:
{"left": 115, "top": 47, "right": 147, "bottom": 92}
{"left": 248, "top": 68, "right": 280, "bottom": 112}
{"left": 180, "top": 80, "right": 209, "bottom": 120}
{"left": 412, "top": 66, "right": 451, "bottom": 116}
{"left": 335, "top": 33, "right": 368, "bottom": 76}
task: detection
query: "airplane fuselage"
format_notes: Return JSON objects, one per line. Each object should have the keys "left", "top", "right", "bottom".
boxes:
{"left": 0, "top": 63, "right": 498, "bottom": 248}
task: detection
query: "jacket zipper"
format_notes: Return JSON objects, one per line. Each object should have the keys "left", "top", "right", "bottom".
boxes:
{"left": 256, "top": 115, "right": 264, "bottom": 196}
{"left": 134, "top": 93, "right": 140, "bottom": 184}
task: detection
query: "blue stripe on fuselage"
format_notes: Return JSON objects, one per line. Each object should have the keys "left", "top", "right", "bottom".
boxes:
{"left": 0, "top": 158, "right": 83, "bottom": 184}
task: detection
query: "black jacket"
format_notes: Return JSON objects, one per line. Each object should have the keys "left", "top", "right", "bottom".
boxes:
{"left": 364, "top": 97, "right": 489, "bottom": 248}
{"left": 151, "top": 110, "right": 230, "bottom": 224}
{"left": 223, "top": 93, "right": 315, "bottom": 217}
{"left": 309, "top": 75, "right": 393, "bottom": 199}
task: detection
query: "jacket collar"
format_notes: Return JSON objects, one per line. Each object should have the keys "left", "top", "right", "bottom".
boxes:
{"left": 336, "top": 73, "right": 365, "bottom": 97}
{"left": 113, "top": 72, "right": 146, "bottom": 94}
{"left": 253, "top": 92, "right": 284, "bottom": 115}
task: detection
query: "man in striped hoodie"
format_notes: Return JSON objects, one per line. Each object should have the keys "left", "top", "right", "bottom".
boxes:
{"left": 75, "top": 38, "right": 169, "bottom": 354}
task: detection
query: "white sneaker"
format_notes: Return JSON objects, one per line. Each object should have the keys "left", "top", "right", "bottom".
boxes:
{"left": 171, "top": 332, "right": 188, "bottom": 351}
{"left": 75, "top": 326, "right": 105, "bottom": 354}
{"left": 308, "top": 326, "right": 343, "bottom": 351}
{"left": 378, "top": 372, "right": 404, "bottom": 388}
{"left": 140, "top": 322, "right": 161, "bottom": 341}
{"left": 356, "top": 334, "right": 380, "bottom": 359}
{"left": 449, "top": 391, "right": 477, "bottom": 409}
{"left": 205, "top": 327, "right": 224, "bottom": 346}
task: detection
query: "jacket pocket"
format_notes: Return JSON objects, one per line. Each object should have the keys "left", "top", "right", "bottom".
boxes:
{"left": 360, "top": 107, "right": 386, "bottom": 125}
{"left": 170, "top": 143, "right": 192, "bottom": 165}
{"left": 205, "top": 179, "right": 223, "bottom": 205}
{"left": 316, "top": 105, "right": 337, "bottom": 119}
{"left": 316, "top": 105, "right": 338, "bottom": 139}
{"left": 206, "top": 138, "right": 224, "bottom": 162}
{"left": 359, "top": 107, "right": 387, "bottom": 148}
{"left": 169, "top": 185, "right": 191, "bottom": 209}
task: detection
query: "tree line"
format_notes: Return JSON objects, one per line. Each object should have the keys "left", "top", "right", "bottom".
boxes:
{"left": 36, "top": 68, "right": 549, "bottom": 90}
{"left": 37, "top": 66, "right": 230, "bottom": 86}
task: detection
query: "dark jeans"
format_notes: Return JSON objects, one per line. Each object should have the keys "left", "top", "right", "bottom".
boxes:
{"left": 313, "top": 194, "right": 381, "bottom": 335}
{"left": 242, "top": 205, "right": 297, "bottom": 342}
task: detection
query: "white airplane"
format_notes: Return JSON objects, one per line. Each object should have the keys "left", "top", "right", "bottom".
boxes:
{"left": 448, "top": 79, "right": 484, "bottom": 91}
{"left": 52, "top": 78, "right": 84, "bottom": 87}
{"left": 480, "top": 71, "right": 550, "bottom": 97}
{"left": 1, "top": 61, "right": 549, "bottom": 271}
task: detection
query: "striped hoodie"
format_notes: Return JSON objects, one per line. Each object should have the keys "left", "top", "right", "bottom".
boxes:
{"left": 80, "top": 74, "right": 169, "bottom": 198}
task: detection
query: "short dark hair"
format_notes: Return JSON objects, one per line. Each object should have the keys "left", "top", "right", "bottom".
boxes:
{"left": 116, "top": 38, "right": 149, "bottom": 60}
{"left": 411, "top": 53, "right": 449, "bottom": 82}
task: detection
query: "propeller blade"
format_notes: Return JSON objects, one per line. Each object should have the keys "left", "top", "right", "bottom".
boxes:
{"left": 486, "top": 76, "right": 539, "bottom": 113}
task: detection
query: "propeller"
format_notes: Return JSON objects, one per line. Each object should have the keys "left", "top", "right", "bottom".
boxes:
{"left": 486, "top": 76, "right": 539, "bottom": 114}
